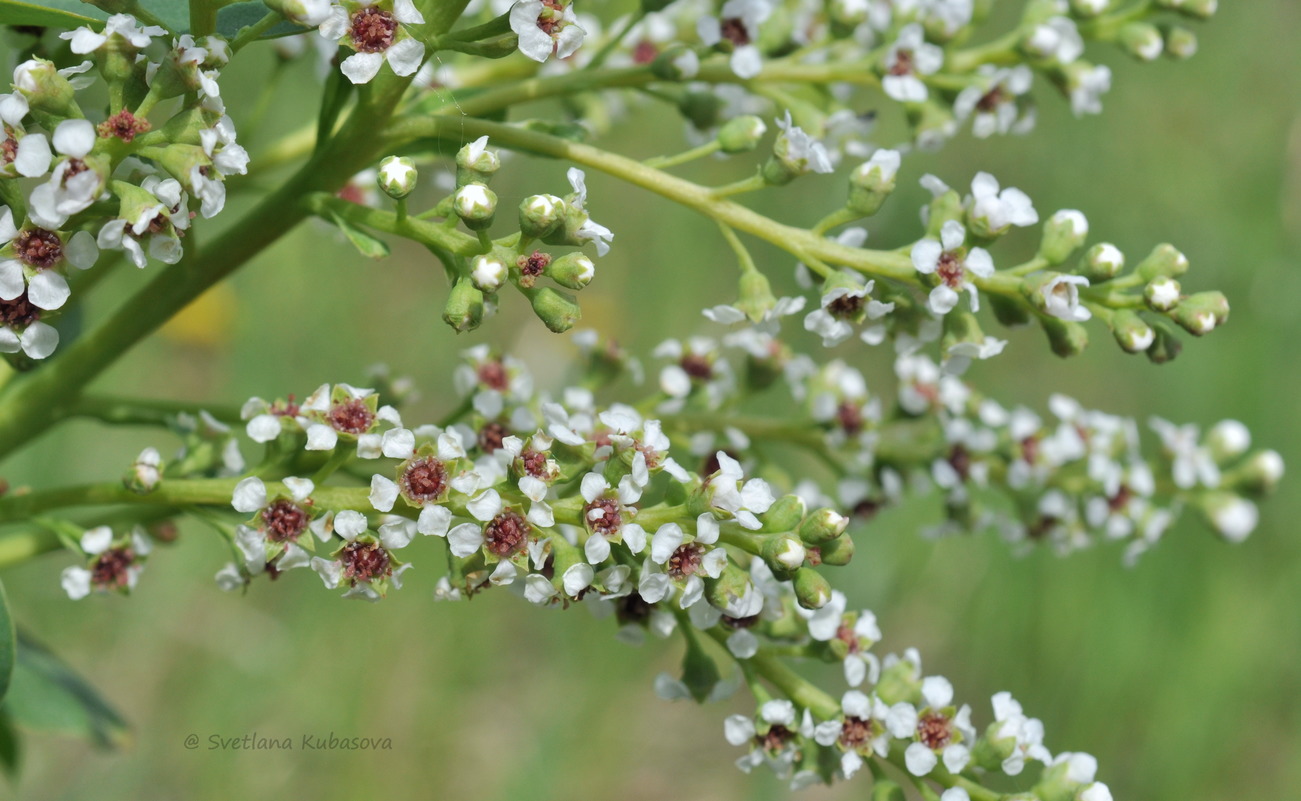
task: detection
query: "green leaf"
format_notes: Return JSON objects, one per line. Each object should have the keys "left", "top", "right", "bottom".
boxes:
{"left": 2, "top": 631, "right": 129, "bottom": 750}
{"left": 216, "top": 1, "right": 306, "bottom": 40}
{"left": 0, "top": 0, "right": 106, "bottom": 29}
{"left": 0, "top": 581, "right": 12, "bottom": 705}
{"left": 328, "top": 210, "right": 391, "bottom": 260}
{"left": 134, "top": 0, "right": 187, "bottom": 33}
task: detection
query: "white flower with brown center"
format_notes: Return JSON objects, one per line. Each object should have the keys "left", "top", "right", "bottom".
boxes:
{"left": 911, "top": 220, "right": 994, "bottom": 315}
{"left": 319, "top": 0, "right": 426, "bottom": 84}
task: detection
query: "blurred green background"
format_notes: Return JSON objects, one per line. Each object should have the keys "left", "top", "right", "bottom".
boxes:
{"left": 2, "top": 3, "right": 1300, "bottom": 799}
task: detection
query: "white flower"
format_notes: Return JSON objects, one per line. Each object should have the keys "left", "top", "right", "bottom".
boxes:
{"left": 1026, "top": 16, "right": 1083, "bottom": 64}
{"left": 882, "top": 24, "right": 943, "bottom": 103}
{"left": 511, "top": 0, "right": 586, "bottom": 62}
{"left": 953, "top": 66, "right": 1035, "bottom": 138}
{"left": 1069, "top": 64, "right": 1112, "bottom": 116}
{"left": 27, "top": 119, "right": 102, "bottom": 230}
{"left": 968, "top": 171, "right": 1038, "bottom": 232}
{"left": 60, "top": 13, "right": 166, "bottom": 53}
{"left": 774, "top": 111, "right": 834, "bottom": 175}
{"left": 697, "top": 0, "right": 772, "bottom": 79}
{"left": 1041, "top": 274, "right": 1092, "bottom": 321}
{"left": 911, "top": 220, "right": 994, "bottom": 314}
{"left": 0, "top": 92, "right": 51, "bottom": 178}
{"left": 709, "top": 451, "right": 775, "bottom": 530}
{"left": 320, "top": 0, "right": 426, "bottom": 84}
{"left": 564, "top": 167, "right": 613, "bottom": 255}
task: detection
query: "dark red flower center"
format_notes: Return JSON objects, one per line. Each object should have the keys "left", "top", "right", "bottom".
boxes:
{"left": 826, "top": 291, "right": 864, "bottom": 318}
{"left": 0, "top": 290, "right": 40, "bottom": 329}
{"left": 680, "top": 353, "right": 713, "bottom": 380}
{"left": 261, "top": 499, "right": 308, "bottom": 543}
{"left": 328, "top": 398, "right": 375, "bottom": 434}
{"left": 350, "top": 7, "right": 397, "bottom": 53}
{"left": 584, "top": 497, "right": 622, "bottom": 537}
{"left": 484, "top": 511, "right": 529, "bottom": 557}
{"left": 400, "top": 456, "right": 448, "bottom": 504}
{"left": 341, "top": 540, "right": 392, "bottom": 584}
{"left": 91, "top": 546, "right": 136, "bottom": 590}
{"left": 16, "top": 228, "right": 62, "bottom": 268}
{"left": 666, "top": 542, "right": 706, "bottom": 580}
{"left": 758, "top": 724, "right": 794, "bottom": 752}
{"left": 916, "top": 711, "right": 953, "bottom": 750}
{"left": 477, "top": 360, "right": 509, "bottom": 391}
{"left": 478, "top": 420, "right": 509, "bottom": 454}
{"left": 720, "top": 17, "right": 750, "bottom": 46}
{"left": 936, "top": 251, "right": 965, "bottom": 288}
{"left": 840, "top": 716, "right": 873, "bottom": 750}
{"left": 96, "top": 110, "right": 151, "bottom": 143}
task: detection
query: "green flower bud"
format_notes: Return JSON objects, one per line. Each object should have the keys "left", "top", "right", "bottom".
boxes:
{"left": 469, "top": 253, "right": 507, "bottom": 293}
{"left": 1039, "top": 209, "right": 1089, "bottom": 265}
{"left": 848, "top": 149, "right": 901, "bottom": 216}
{"left": 798, "top": 507, "right": 849, "bottom": 544}
{"left": 1069, "top": 0, "right": 1111, "bottom": 16}
{"left": 519, "top": 194, "right": 565, "bottom": 239}
{"left": 377, "top": 156, "right": 417, "bottom": 200}
{"left": 1163, "top": 25, "right": 1198, "bottom": 59}
{"left": 443, "top": 277, "right": 485, "bottom": 332}
{"left": 870, "top": 780, "right": 906, "bottom": 801}
{"left": 792, "top": 567, "right": 831, "bottom": 610}
{"left": 1196, "top": 491, "right": 1257, "bottom": 544}
{"left": 1040, "top": 315, "right": 1089, "bottom": 358}
{"left": 717, "top": 115, "right": 768, "bottom": 153}
{"left": 1135, "top": 243, "right": 1189, "bottom": 279}
{"left": 705, "top": 562, "right": 758, "bottom": 617}
{"left": 972, "top": 721, "right": 1017, "bottom": 771}
{"left": 734, "top": 270, "right": 777, "bottom": 323}
{"left": 1109, "top": 309, "right": 1156, "bottom": 353}
{"left": 650, "top": 44, "right": 701, "bottom": 81}
{"left": 13, "top": 58, "right": 81, "bottom": 119}
{"left": 1077, "top": 242, "right": 1125, "bottom": 282}
{"left": 1169, "top": 291, "right": 1226, "bottom": 336}
{"left": 760, "top": 494, "right": 807, "bottom": 533}
{"left": 455, "top": 135, "right": 500, "bottom": 186}
{"left": 816, "top": 533, "right": 855, "bottom": 566}
{"left": 1120, "top": 22, "right": 1164, "bottom": 61}
{"left": 453, "top": 183, "right": 497, "bottom": 230}
{"left": 680, "top": 627, "right": 722, "bottom": 703}
{"left": 1144, "top": 275, "right": 1181, "bottom": 312}
{"left": 762, "top": 534, "right": 807, "bottom": 573}
{"left": 987, "top": 292, "right": 1033, "bottom": 327}
{"left": 524, "top": 286, "right": 581, "bottom": 333}
{"left": 545, "top": 252, "right": 595, "bottom": 291}
{"left": 1225, "top": 450, "right": 1285, "bottom": 497}
{"left": 678, "top": 90, "right": 724, "bottom": 131}
{"left": 1145, "top": 322, "right": 1182, "bottom": 364}
{"left": 1170, "top": 0, "right": 1216, "bottom": 19}
{"left": 874, "top": 654, "right": 921, "bottom": 705}
{"left": 925, "top": 190, "right": 965, "bottom": 238}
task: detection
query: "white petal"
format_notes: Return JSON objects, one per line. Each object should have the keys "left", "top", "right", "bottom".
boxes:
{"left": 53, "top": 118, "right": 95, "bottom": 157}
{"left": 231, "top": 476, "right": 267, "bottom": 513}
{"left": 27, "top": 270, "right": 70, "bottom": 310}
{"left": 447, "top": 522, "right": 483, "bottom": 557}
{"left": 418, "top": 505, "right": 452, "bottom": 536}
{"left": 340, "top": 52, "right": 384, "bottom": 84}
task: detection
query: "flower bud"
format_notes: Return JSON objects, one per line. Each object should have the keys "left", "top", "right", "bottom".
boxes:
{"left": 525, "top": 286, "right": 581, "bottom": 333}
{"left": 717, "top": 115, "right": 767, "bottom": 153}
{"left": 649, "top": 45, "right": 700, "bottom": 81}
{"left": 798, "top": 507, "right": 849, "bottom": 544}
{"left": 677, "top": 90, "right": 724, "bottom": 131}
{"left": 1026, "top": 272, "right": 1092, "bottom": 322}
{"left": 1120, "top": 22, "right": 1163, "bottom": 61}
{"left": 760, "top": 494, "right": 807, "bottom": 533}
{"left": 264, "top": 0, "right": 333, "bottom": 26}
{"left": 1163, "top": 26, "right": 1198, "bottom": 59}
{"left": 705, "top": 562, "right": 762, "bottom": 617}
{"left": 14, "top": 58, "right": 80, "bottom": 118}
{"left": 762, "top": 534, "right": 807, "bottom": 573}
{"left": 1169, "top": 291, "right": 1226, "bottom": 336}
{"left": 545, "top": 252, "right": 595, "bottom": 290}
{"left": 1069, "top": 0, "right": 1111, "bottom": 16}
{"left": 848, "top": 149, "right": 901, "bottom": 216}
{"left": 1171, "top": 0, "right": 1216, "bottom": 18}
{"left": 1135, "top": 243, "right": 1188, "bottom": 279}
{"left": 453, "top": 183, "right": 497, "bottom": 230}
{"left": 443, "top": 277, "right": 485, "bottom": 332}
{"left": 925, "top": 189, "right": 965, "bottom": 238}
{"left": 874, "top": 653, "right": 921, "bottom": 705}
{"left": 1143, "top": 276, "right": 1181, "bottom": 311}
{"left": 1197, "top": 491, "right": 1257, "bottom": 543}
{"left": 1145, "top": 322, "right": 1182, "bottom": 364}
{"left": 519, "top": 194, "right": 565, "bottom": 240}
{"left": 456, "top": 135, "right": 500, "bottom": 185}
{"left": 1077, "top": 242, "right": 1125, "bottom": 282}
{"left": 680, "top": 627, "right": 722, "bottom": 703}
{"left": 1109, "top": 309, "right": 1155, "bottom": 353}
{"left": 1040, "top": 314, "right": 1089, "bottom": 358}
{"left": 987, "top": 293, "right": 1032, "bottom": 327}
{"left": 816, "top": 533, "right": 855, "bottom": 566}
{"left": 733, "top": 270, "right": 777, "bottom": 323}
{"left": 1039, "top": 209, "right": 1089, "bottom": 265}
{"left": 792, "top": 567, "right": 832, "bottom": 610}
{"left": 124, "top": 447, "right": 162, "bottom": 494}
{"left": 469, "top": 253, "right": 507, "bottom": 293}
{"left": 377, "top": 156, "right": 417, "bottom": 200}
{"left": 1207, "top": 419, "right": 1251, "bottom": 463}
{"left": 1225, "top": 450, "right": 1285, "bottom": 497}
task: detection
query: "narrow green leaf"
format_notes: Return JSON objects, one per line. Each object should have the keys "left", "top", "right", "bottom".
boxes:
{"left": 2, "top": 631, "right": 129, "bottom": 750}
{"left": 0, "top": 0, "right": 106, "bottom": 29}
{"left": 134, "top": 0, "right": 188, "bottom": 33}
{"left": 328, "top": 210, "right": 391, "bottom": 260}
{"left": 0, "top": 581, "right": 12, "bottom": 705}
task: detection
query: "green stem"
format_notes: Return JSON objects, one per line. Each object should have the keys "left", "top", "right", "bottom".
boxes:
{"left": 229, "top": 12, "right": 282, "bottom": 53}
{"left": 643, "top": 140, "right": 721, "bottom": 170}
{"left": 70, "top": 394, "right": 243, "bottom": 427}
